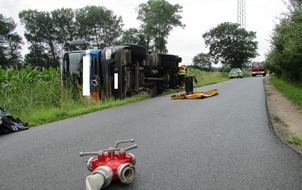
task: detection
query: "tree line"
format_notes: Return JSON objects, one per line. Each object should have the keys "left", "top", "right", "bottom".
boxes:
{"left": 266, "top": 0, "right": 302, "bottom": 84}
{"left": 2, "top": 0, "right": 301, "bottom": 84}
{"left": 1, "top": 0, "right": 258, "bottom": 71}
{"left": 0, "top": 0, "right": 184, "bottom": 68}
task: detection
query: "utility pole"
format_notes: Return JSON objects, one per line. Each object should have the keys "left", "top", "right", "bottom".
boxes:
{"left": 237, "top": 0, "right": 246, "bottom": 28}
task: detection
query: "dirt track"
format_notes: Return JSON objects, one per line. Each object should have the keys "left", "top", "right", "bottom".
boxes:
{"left": 264, "top": 77, "right": 302, "bottom": 155}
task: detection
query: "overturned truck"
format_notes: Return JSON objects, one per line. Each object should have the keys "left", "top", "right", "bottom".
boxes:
{"left": 61, "top": 41, "right": 182, "bottom": 100}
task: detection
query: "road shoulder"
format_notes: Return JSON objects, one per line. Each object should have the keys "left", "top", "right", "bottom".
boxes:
{"left": 264, "top": 77, "right": 302, "bottom": 155}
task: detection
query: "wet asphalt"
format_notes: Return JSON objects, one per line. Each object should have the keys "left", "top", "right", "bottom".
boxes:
{"left": 1, "top": 77, "right": 302, "bottom": 190}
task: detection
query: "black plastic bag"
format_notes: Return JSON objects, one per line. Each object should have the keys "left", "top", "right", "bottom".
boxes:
{"left": 0, "top": 107, "right": 29, "bottom": 134}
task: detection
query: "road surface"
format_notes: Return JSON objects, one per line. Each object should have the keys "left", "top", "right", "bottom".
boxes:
{"left": 1, "top": 77, "right": 302, "bottom": 190}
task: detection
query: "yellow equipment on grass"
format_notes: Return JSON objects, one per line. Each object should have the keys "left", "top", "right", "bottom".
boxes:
{"left": 171, "top": 89, "right": 218, "bottom": 100}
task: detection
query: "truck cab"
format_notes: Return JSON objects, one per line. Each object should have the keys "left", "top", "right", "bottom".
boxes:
{"left": 251, "top": 62, "right": 266, "bottom": 77}
{"left": 61, "top": 50, "right": 85, "bottom": 86}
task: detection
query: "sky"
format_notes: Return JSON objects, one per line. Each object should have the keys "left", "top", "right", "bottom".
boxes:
{"left": 1, "top": 0, "right": 288, "bottom": 66}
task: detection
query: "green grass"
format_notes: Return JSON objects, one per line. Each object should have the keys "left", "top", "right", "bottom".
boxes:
{"left": 269, "top": 76, "right": 302, "bottom": 110}
{"left": 287, "top": 136, "right": 302, "bottom": 145}
{"left": 162, "top": 68, "right": 229, "bottom": 96}
{"left": 22, "top": 94, "right": 148, "bottom": 126}
{"left": 243, "top": 71, "right": 252, "bottom": 78}
{"left": 187, "top": 68, "right": 229, "bottom": 86}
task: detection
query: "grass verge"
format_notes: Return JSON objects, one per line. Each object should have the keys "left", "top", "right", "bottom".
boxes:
{"left": 20, "top": 94, "right": 148, "bottom": 127}
{"left": 269, "top": 76, "right": 302, "bottom": 110}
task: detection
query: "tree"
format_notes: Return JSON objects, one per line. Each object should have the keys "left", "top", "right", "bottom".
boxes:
{"left": 19, "top": 6, "right": 123, "bottom": 67}
{"left": 192, "top": 53, "right": 212, "bottom": 71}
{"left": 202, "top": 22, "right": 258, "bottom": 68}
{"left": 137, "top": 0, "right": 185, "bottom": 53}
{"left": 20, "top": 8, "right": 83, "bottom": 67}
{"left": 0, "top": 14, "right": 23, "bottom": 67}
{"left": 283, "top": 0, "right": 302, "bottom": 12}
{"left": 75, "top": 6, "right": 124, "bottom": 48}
{"left": 266, "top": 9, "right": 302, "bottom": 82}
{"left": 119, "top": 28, "right": 148, "bottom": 47}
{"left": 19, "top": 10, "right": 59, "bottom": 67}
{"left": 51, "top": 8, "right": 77, "bottom": 52}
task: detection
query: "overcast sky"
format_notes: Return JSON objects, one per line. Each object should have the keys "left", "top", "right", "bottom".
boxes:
{"left": 1, "top": 0, "right": 288, "bottom": 66}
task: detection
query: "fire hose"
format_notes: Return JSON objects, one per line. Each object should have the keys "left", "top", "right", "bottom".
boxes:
{"left": 171, "top": 89, "right": 219, "bottom": 100}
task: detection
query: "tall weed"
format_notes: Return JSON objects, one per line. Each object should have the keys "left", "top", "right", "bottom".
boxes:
{"left": 0, "top": 66, "right": 80, "bottom": 121}
{"left": 187, "top": 67, "right": 228, "bottom": 85}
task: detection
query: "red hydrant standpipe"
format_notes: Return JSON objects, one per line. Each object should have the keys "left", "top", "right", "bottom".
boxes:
{"left": 80, "top": 139, "right": 138, "bottom": 190}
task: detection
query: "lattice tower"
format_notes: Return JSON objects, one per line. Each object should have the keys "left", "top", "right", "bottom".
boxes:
{"left": 237, "top": 0, "right": 246, "bottom": 28}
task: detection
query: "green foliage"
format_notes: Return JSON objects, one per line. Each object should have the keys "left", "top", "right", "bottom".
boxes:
{"left": 0, "top": 14, "right": 23, "bottom": 67}
{"left": 269, "top": 76, "right": 302, "bottom": 110}
{"left": 137, "top": 0, "right": 185, "bottom": 53}
{"left": 3, "top": 2, "right": 186, "bottom": 67}
{"left": 243, "top": 70, "right": 252, "bottom": 78}
{"left": 19, "top": 10, "right": 60, "bottom": 67}
{"left": 0, "top": 66, "right": 64, "bottom": 114}
{"left": 51, "top": 8, "right": 76, "bottom": 48}
{"left": 287, "top": 136, "right": 302, "bottom": 145}
{"left": 266, "top": 9, "right": 302, "bottom": 83}
{"left": 19, "top": 6, "right": 124, "bottom": 67}
{"left": 75, "top": 6, "right": 124, "bottom": 48}
{"left": 221, "top": 65, "right": 231, "bottom": 72}
{"left": 23, "top": 94, "right": 148, "bottom": 126}
{"left": 192, "top": 53, "right": 212, "bottom": 71}
{"left": 187, "top": 67, "right": 228, "bottom": 86}
{"left": 202, "top": 22, "right": 258, "bottom": 68}
{"left": 119, "top": 28, "right": 147, "bottom": 46}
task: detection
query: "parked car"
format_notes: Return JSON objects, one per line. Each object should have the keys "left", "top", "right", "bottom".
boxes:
{"left": 229, "top": 68, "right": 243, "bottom": 79}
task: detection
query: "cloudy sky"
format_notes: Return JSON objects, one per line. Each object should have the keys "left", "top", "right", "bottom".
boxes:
{"left": 1, "top": 0, "right": 288, "bottom": 65}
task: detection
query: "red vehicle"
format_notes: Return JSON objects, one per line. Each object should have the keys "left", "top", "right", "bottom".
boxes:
{"left": 251, "top": 62, "right": 266, "bottom": 77}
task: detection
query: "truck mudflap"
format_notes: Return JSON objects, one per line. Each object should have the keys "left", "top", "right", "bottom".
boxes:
{"left": 0, "top": 107, "right": 29, "bottom": 134}
{"left": 171, "top": 89, "right": 219, "bottom": 100}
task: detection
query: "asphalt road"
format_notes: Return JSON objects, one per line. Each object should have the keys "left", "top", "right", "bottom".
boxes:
{"left": 1, "top": 77, "right": 302, "bottom": 190}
